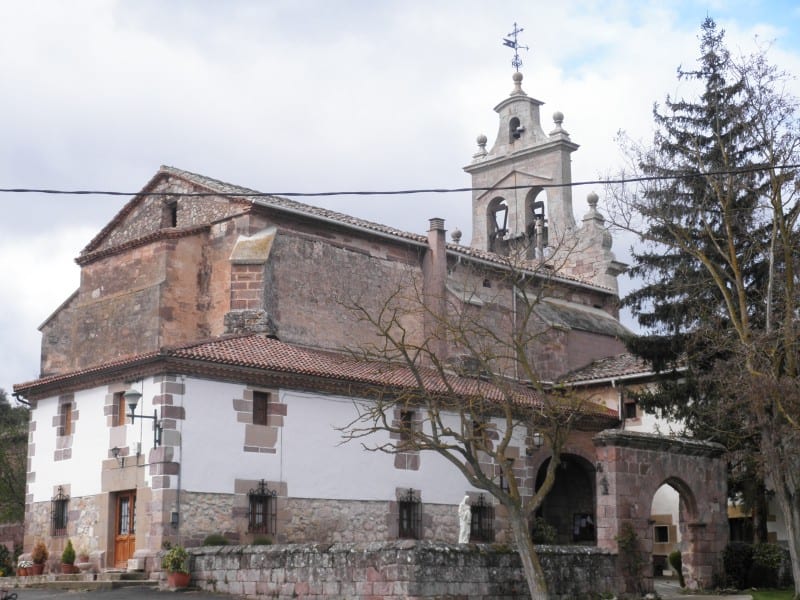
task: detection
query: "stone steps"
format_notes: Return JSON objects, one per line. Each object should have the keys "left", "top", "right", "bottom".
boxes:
{"left": 4, "top": 571, "right": 159, "bottom": 592}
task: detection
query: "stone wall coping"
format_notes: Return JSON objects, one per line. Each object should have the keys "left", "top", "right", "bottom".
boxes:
{"left": 187, "top": 540, "right": 614, "bottom": 557}
{"left": 594, "top": 429, "right": 726, "bottom": 457}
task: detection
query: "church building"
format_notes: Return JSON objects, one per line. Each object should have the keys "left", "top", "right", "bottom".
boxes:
{"left": 13, "top": 72, "right": 728, "bottom": 590}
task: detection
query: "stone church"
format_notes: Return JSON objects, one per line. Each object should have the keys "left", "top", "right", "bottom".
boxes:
{"left": 14, "top": 72, "right": 728, "bottom": 593}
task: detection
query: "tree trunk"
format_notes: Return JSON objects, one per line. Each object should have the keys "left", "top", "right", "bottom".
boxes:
{"left": 507, "top": 506, "right": 549, "bottom": 600}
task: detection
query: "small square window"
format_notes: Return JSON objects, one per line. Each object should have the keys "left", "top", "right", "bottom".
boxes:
{"left": 654, "top": 525, "right": 669, "bottom": 543}
{"left": 253, "top": 392, "right": 269, "bottom": 426}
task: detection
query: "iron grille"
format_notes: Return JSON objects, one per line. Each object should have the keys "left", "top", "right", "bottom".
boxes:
{"left": 398, "top": 489, "right": 421, "bottom": 539}
{"left": 248, "top": 479, "right": 277, "bottom": 535}
{"left": 51, "top": 486, "right": 69, "bottom": 536}
{"left": 469, "top": 494, "right": 494, "bottom": 542}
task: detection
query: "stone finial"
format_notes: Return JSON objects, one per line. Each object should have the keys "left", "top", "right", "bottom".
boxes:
{"left": 587, "top": 191, "right": 599, "bottom": 210}
{"left": 510, "top": 71, "right": 527, "bottom": 96}
{"left": 451, "top": 228, "right": 462, "bottom": 244}
{"left": 473, "top": 134, "right": 488, "bottom": 159}
{"left": 549, "top": 111, "right": 569, "bottom": 137}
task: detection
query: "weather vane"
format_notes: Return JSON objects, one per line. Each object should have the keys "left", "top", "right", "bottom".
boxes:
{"left": 502, "top": 22, "right": 529, "bottom": 72}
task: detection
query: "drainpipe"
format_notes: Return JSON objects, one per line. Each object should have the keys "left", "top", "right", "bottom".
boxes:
{"left": 423, "top": 218, "right": 448, "bottom": 363}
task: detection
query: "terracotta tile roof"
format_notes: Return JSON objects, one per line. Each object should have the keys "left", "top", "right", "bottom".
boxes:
{"left": 15, "top": 334, "right": 616, "bottom": 419}
{"left": 560, "top": 352, "right": 654, "bottom": 384}
{"left": 140, "top": 166, "right": 611, "bottom": 292}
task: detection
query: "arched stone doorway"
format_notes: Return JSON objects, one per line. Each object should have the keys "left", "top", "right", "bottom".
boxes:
{"left": 535, "top": 453, "right": 596, "bottom": 544}
{"left": 594, "top": 430, "right": 727, "bottom": 593}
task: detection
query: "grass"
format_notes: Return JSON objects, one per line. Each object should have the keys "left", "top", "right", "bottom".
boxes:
{"left": 750, "top": 590, "right": 796, "bottom": 600}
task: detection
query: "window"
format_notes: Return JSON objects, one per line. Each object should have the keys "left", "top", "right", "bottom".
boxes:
{"left": 60, "top": 402, "right": 73, "bottom": 436}
{"left": 400, "top": 410, "right": 414, "bottom": 442}
{"left": 248, "top": 479, "right": 277, "bottom": 534}
{"left": 114, "top": 392, "right": 127, "bottom": 427}
{"left": 253, "top": 391, "right": 269, "bottom": 426}
{"left": 469, "top": 495, "right": 494, "bottom": 542}
{"left": 623, "top": 401, "right": 638, "bottom": 420}
{"left": 398, "top": 489, "right": 421, "bottom": 539}
{"left": 654, "top": 525, "right": 670, "bottom": 543}
{"left": 51, "top": 486, "right": 69, "bottom": 536}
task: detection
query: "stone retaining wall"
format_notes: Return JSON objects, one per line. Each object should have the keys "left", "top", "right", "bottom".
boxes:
{"left": 187, "top": 540, "right": 618, "bottom": 599}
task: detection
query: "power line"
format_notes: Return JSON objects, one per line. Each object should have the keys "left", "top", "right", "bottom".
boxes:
{"left": 0, "top": 164, "right": 797, "bottom": 199}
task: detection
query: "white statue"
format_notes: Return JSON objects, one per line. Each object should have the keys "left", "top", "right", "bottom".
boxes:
{"left": 457, "top": 495, "right": 471, "bottom": 543}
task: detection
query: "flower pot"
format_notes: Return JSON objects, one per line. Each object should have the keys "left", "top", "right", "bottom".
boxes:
{"left": 61, "top": 563, "right": 79, "bottom": 574}
{"left": 16, "top": 567, "right": 28, "bottom": 576}
{"left": 30, "top": 563, "right": 44, "bottom": 575}
{"left": 167, "top": 571, "right": 190, "bottom": 588}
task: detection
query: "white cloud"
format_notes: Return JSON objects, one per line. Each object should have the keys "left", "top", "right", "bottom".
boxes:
{"left": 1, "top": 0, "right": 798, "bottom": 391}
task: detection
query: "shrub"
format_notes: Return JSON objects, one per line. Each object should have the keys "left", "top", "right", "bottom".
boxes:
{"left": 61, "top": 539, "right": 76, "bottom": 565}
{"left": 251, "top": 536, "right": 272, "bottom": 546}
{"left": 668, "top": 550, "right": 684, "bottom": 587}
{"left": 31, "top": 541, "right": 49, "bottom": 564}
{"left": 530, "top": 517, "right": 556, "bottom": 544}
{"left": 202, "top": 534, "right": 229, "bottom": 546}
{"left": 723, "top": 542, "right": 753, "bottom": 589}
{"left": 748, "top": 542, "right": 783, "bottom": 588}
{"left": 0, "top": 545, "right": 11, "bottom": 577}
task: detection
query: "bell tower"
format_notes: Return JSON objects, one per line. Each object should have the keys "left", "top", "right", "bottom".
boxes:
{"left": 464, "top": 72, "right": 579, "bottom": 260}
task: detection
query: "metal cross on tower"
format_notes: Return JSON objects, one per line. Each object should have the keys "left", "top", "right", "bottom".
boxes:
{"left": 502, "top": 22, "right": 529, "bottom": 72}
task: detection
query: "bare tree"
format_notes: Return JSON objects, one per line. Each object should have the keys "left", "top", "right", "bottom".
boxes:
{"left": 339, "top": 247, "right": 614, "bottom": 599}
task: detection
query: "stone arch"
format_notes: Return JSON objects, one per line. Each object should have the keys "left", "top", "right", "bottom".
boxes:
{"left": 535, "top": 452, "right": 597, "bottom": 544}
{"left": 486, "top": 196, "right": 508, "bottom": 253}
{"left": 594, "top": 430, "right": 727, "bottom": 593}
{"left": 524, "top": 187, "right": 548, "bottom": 258}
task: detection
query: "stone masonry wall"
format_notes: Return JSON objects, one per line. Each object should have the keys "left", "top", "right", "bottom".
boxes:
{"left": 177, "top": 494, "right": 471, "bottom": 547}
{"left": 187, "top": 541, "right": 618, "bottom": 599}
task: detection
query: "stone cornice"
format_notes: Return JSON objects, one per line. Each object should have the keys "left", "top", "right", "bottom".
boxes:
{"left": 593, "top": 429, "right": 726, "bottom": 457}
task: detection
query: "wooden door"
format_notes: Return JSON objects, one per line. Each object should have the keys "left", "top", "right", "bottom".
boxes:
{"left": 114, "top": 490, "right": 136, "bottom": 568}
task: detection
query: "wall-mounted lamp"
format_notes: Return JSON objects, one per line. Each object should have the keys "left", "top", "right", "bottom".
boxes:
{"left": 525, "top": 432, "right": 544, "bottom": 456}
{"left": 124, "top": 388, "right": 163, "bottom": 448}
{"left": 111, "top": 446, "right": 125, "bottom": 468}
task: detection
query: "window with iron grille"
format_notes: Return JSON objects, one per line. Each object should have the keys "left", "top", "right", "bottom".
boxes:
{"left": 469, "top": 495, "right": 494, "bottom": 542}
{"left": 398, "top": 489, "right": 421, "bottom": 539}
{"left": 253, "top": 391, "right": 269, "bottom": 426}
{"left": 248, "top": 479, "right": 277, "bottom": 534}
{"left": 51, "top": 486, "right": 69, "bottom": 536}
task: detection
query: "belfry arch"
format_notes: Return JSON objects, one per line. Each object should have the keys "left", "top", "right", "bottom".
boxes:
{"left": 594, "top": 430, "right": 727, "bottom": 594}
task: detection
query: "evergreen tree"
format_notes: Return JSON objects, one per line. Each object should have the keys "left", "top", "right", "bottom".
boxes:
{"left": 612, "top": 17, "right": 800, "bottom": 587}
{"left": 622, "top": 16, "right": 773, "bottom": 539}
{"left": 0, "top": 389, "right": 28, "bottom": 523}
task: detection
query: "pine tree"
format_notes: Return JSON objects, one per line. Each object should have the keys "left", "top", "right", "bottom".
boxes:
{"left": 614, "top": 17, "right": 800, "bottom": 590}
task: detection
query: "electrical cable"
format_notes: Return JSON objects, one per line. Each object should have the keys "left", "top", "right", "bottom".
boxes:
{"left": 0, "top": 164, "right": 797, "bottom": 198}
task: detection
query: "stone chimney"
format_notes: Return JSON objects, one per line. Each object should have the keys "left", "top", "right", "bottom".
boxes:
{"left": 423, "top": 218, "right": 448, "bottom": 361}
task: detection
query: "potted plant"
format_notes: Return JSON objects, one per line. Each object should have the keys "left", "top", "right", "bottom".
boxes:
{"left": 61, "top": 539, "right": 78, "bottom": 574}
{"left": 161, "top": 545, "right": 190, "bottom": 588}
{"left": 16, "top": 560, "right": 32, "bottom": 576}
{"left": 30, "top": 542, "right": 48, "bottom": 575}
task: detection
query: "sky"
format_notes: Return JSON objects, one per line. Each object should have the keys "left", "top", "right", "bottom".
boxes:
{"left": 2, "top": 0, "right": 800, "bottom": 395}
